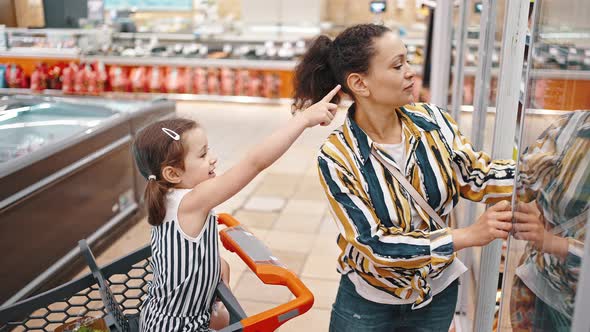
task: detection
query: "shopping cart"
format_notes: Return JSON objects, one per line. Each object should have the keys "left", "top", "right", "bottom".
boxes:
{"left": 0, "top": 213, "right": 314, "bottom": 331}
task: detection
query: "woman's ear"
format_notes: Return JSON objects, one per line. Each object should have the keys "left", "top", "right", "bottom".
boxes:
{"left": 162, "top": 166, "right": 182, "bottom": 184}
{"left": 346, "top": 73, "right": 370, "bottom": 98}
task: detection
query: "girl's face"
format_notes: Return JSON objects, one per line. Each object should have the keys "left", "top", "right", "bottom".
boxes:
{"left": 362, "top": 32, "right": 416, "bottom": 107}
{"left": 177, "top": 127, "right": 217, "bottom": 188}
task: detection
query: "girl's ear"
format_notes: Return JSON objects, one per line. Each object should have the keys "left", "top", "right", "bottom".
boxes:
{"left": 162, "top": 166, "right": 183, "bottom": 184}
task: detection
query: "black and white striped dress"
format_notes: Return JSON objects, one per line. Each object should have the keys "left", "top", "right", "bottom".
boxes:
{"left": 140, "top": 189, "right": 221, "bottom": 332}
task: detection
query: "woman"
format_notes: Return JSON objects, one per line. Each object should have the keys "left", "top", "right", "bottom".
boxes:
{"left": 293, "top": 24, "right": 516, "bottom": 331}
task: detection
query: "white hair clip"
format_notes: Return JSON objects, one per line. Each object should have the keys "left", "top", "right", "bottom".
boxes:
{"left": 162, "top": 127, "right": 180, "bottom": 141}
{"left": 148, "top": 175, "right": 156, "bottom": 181}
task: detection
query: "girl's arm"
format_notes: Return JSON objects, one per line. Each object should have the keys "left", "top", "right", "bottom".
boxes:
{"left": 182, "top": 85, "right": 341, "bottom": 215}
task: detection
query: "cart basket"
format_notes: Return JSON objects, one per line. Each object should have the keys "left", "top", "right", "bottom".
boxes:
{"left": 0, "top": 213, "right": 314, "bottom": 331}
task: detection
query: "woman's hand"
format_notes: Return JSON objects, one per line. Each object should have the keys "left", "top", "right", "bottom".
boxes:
{"left": 299, "top": 85, "right": 341, "bottom": 127}
{"left": 512, "top": 201, "right": 546, "bottom": 249}
{"left": 512, "top": 201, "right": 569, "bottom": 259}
{"left": 452, "top": 200, "right": 513, "bottom": 251}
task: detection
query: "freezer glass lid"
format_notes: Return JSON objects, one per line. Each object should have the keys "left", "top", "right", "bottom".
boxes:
{"left": 0, "top": 102, "right": 119, "bottom": 163}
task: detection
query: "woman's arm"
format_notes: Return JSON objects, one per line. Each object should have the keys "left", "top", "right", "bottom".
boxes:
{"left": 436, "top": 106, "right": 516, "bottom": 204}
{"left": 182, "top": 85, "right": 341, "bottom": 214}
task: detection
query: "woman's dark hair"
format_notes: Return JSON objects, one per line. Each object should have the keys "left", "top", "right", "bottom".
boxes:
{"left": 132, "top": 118, "right": 198, "bottom": 226}
{"left": 292, "top": 24, "right": 391, "bottom": 109}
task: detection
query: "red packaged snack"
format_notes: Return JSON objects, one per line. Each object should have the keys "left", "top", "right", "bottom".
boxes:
{"left": 261, "top": 72, "right": 279, "bottom": 98}
{"left": 86, "top": 66, "right": 99, "bottom": 95}
{"left": 207, "top": 68, "right": 220, "bottom": 95}
{"left": 220, "top": 67, "right": 235, "bottom": 95}
{"left": 165, "top": 67, "right": 183, "bottom": 94}
{"left": 30, "top": 64, "right": 48, "bottom": 92}
{"left": 130, "top": 66, "right": 148, "bottom": 92}
{"left": 61, "top": 63, "right": 78, "bottom": 94}
{"left": 6, "top": 64, "right": 27, "bottom": 88}
{"left": 235, "top": 69, "right": 249, "bottom": 96}
{"left": 182, "top": 67, "right": 194, "bottom": 94}
{"left": 47, "top": 63, "right": 65, "bottom": 90}
{"left": 109, "top": 66, "right": 130, "bottom": 92}
{"left": 148, "top": 66, "right": 165, "bottom": 93}
{"left": 247, "top": 71, "right": 262, "bottom": 97}
{"left": 74, "top": 64, "right": 90, "bottom": 94}
{"left": 193, "top": 67, "right": 207, "bottom": 94}
{"left": 94, "top": 62, "right": 108, "bottom": 93}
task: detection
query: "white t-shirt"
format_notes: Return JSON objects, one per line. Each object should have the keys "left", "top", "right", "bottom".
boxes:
{"left": 380, "top": 139, "right": 406, "bottom": 171}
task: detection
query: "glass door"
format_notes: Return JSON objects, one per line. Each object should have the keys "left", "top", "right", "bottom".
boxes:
{"left": 497, "top": 0, "right": 590, "bottom": 330}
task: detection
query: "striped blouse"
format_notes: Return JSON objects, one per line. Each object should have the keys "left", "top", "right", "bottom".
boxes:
{"left": 140, "top": 189, "right": 221, "bottom": 332}
{"left": 318, "top": 103, "right": 515, "bottom": 309}
{"left": 516, "top": 111, "right": 590, "bottom": 319}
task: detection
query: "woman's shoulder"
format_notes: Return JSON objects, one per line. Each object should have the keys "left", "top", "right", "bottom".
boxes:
{"left": 318, "top": 126, "right": 349, "bottom": 155}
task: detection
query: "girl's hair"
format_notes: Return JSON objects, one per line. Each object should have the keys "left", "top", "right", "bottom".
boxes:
{"left": 132, "top": 118, "right": 198, "bottom": 226}
{"left": 292, "top": 24, "right": 391, "bottom": 109}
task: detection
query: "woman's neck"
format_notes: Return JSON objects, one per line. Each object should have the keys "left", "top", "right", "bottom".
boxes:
{"left": 354, "top": 99, "right": 403, "bottom": 144}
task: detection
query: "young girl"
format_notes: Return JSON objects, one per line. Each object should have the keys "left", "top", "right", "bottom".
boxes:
{"left": 133, "top": 85, "right": 340, "bottom": 332}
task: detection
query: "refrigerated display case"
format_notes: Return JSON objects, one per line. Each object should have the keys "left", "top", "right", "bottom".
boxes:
{"left": 0, "top": 96, "right": 174, "bottom": 306}
{"left": 497, "top": 0, "right": 590, "bottom": 331}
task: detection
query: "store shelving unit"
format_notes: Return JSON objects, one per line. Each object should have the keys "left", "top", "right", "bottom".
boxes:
{"left": 0, "top": 87, "right": 294, "bottom": 105}
{"left": 0, "top": 24, "right": 588, "bottom": 103}
{"left": 81, "top": 55, "right": 298, "bottom": 70}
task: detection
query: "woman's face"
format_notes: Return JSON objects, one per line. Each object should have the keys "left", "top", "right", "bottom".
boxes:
{"left": 362, "top": 32, "right": 416, "bottom": 107}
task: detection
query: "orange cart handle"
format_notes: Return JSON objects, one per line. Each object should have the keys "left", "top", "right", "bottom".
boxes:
{"left": 217, "top": 214, "right": 314, "bottom": 331}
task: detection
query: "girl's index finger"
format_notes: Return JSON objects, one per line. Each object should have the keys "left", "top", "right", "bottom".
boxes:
{"left": 322, "top": 85, "right": 341, "bottom": 102}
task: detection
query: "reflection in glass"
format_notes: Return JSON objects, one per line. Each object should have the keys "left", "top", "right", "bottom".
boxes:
{"left": 508, "top": 111, "right": 589, "bottom": 331}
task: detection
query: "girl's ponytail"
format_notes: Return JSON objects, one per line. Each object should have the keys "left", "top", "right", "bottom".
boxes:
{"left": 145, "top": 179, "right": 168, "bottom": 226}
{"left": 132, "top": 118, "right": 198, "bottom": 226}
{"left": 292, "top": 35, "right": 340, "bottom": 110}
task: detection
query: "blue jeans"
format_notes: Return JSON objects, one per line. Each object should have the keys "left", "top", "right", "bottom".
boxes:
{"left": 329, "top": 275, "right": 458, "bottom": 332}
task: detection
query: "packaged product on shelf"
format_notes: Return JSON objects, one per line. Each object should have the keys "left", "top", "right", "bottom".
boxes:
{"left": 148, "top": 66, "right": 165, "bottom": 93}
{"left": 0, "top": 65, "right": 6, "bottom": 89}
{"left": 207, "top": 68, "right": 220, "bottom": 95}
{"left": 247, "top": 71, "right": 262, "bottom": 97}
{"left": 86, "top": 66, "right": 99, "bottom": 95}
{"left": 182, "top": 67, "right": 194, "bottom": 94}
{"left": 275, "top": 74, "right": 282, "bottom": 96}
{"left": 194, "top": 67, "right": 207, "bottom": 94}
{"left": 94, "top": 62, "right": 108, "bottom": 93}
{"left": 165, "top": 67, "right": 183, "bottom": 94}
{"left": 61, "top": 63, "right": 77, "bottom": 94}
{"left": 220, "top": 68, "right": 235, "bottom": 95}
{"left": 235, "top": 69, "right": 249, "bottom": 96}
{"left": 109, "top": 66, "right": 130, "bottom": 92}
{"left": 74, "top": 64, "right": 93, "bottom": 94}
{"left": 261, "top": 72, "right": 281, "bottom": 98}
{"left": 130, "top": 66, "right": 148, "bottom": 92}
{"left": 30, "top": 64, "right": 48, "bottom": 92}
{"left": 5, "top": 64, "right": 27, "bottom": 89}
{"left": 47, "top": 63, "right": 65, "bottom": 90}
